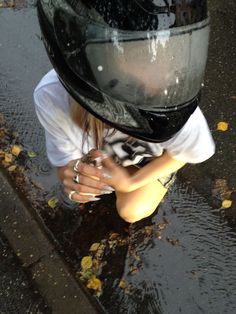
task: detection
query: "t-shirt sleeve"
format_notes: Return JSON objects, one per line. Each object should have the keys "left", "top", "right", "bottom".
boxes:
{"left": 33, "top": 85, "right": 83, "bottom": 167}
{"left": 161, "top": 107, "right": 215, "bottom": 164}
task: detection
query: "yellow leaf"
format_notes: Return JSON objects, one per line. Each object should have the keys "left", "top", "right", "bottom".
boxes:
{"left": 81, "top": 256, "right": 93, "bottom": 271}
{"left": 8, "top": 165, "right": 17, "bottom": 172}
{"left": 118, "top": 279, "right": 127, "bottom": 289}
{"left": 217, "top": 122, "right": 229, "bottom": 131}
{"left": 47, "top": 197, "right": 59, "bottom": 209}
{"left": 0, "top": 149, "right": 5, "bottom": 157}
{"left": 11, "top": 145, "right": 22, "bottom": 157}
{"left": 86, "top": 276, "right": 102, "bottom": 291}
{"left": 89, "top": 243, "right": 100, "bottom": 252}
{"left": 1, "top": 161, "right": 10, "bottom": 168}
{"left": 4, "top": 153, "right": 13, "bottom": 163}
{"left": 222, "top": 200, "right": 232, "bottom": 209}
{"left": 27, "top": 151, "right": 37, "bottom": 158}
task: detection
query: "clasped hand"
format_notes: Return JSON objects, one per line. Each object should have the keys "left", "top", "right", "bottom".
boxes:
{"left": 58, "top": 149, "right": 133, "bottom": 203}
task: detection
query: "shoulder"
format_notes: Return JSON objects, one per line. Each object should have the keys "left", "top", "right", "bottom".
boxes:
{"left": 162, "top": 107, "right": 215, "bottom": 163}
{"left": 33, "top": 69, "right": 69, "bottom": 115}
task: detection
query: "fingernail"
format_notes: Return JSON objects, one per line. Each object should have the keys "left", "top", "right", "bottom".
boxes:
{"left": 102, "top": 172, "right": 112, "bottom": 179}
{"left": 102, "top": 190, "right": 113, "bottom": 195}
{"left": 103, "top": 186, "right": 115, "bottom": 192}
{"left": 94, "top": 157, "right": 103, "bottom": 166}
{"left": 89, "top": 197, "right": 101, "bottom": 202}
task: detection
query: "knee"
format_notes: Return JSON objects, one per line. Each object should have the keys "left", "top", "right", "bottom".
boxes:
{"left": 116, "top": 200, "right": 156, "bottom": 224}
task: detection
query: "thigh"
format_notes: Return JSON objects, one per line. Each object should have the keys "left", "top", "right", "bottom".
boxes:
{"left": 115, "top": 167, "right": 168, "bottom": 223}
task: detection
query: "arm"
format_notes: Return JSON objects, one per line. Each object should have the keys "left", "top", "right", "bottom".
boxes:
{"left": 100, "top": 151, "right": 186, "bottom": 192}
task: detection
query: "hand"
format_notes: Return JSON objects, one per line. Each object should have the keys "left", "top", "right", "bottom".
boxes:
{"left": 57, "top": 151, "right": 114, "bottom": 203}
{"left": 90, "top": 151, "right": 133, "bottom": 192}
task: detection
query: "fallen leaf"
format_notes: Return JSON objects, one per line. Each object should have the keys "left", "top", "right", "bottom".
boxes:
{"left": 0, "top": 130, "right": 5, "bottom": 139}
{"left": 81, "top": 256, "right": 93, "bottom": 271}
{"left": 79, "top": 270, "right": 93, "bottom": 281}
{"left": 47, "top": 197, "right": 59, "bottom": 209}
{"left": 89, "top": 243, "right": 100, "bottom": 252}
{"left": 118, "top": 279, "right": 127, "bottom": 289}
{"left": 7, "top": 165, "right": 17, "bottom": 172}
{"left": 1, "top": 161, "right": 11, "bottom": 168}
{"left": 222, "top": 199, "right": 232, "bottom": 209}
{"left": 109, "top": 233, "right": 120, "bottom": 240}
{"left": 217, "top": 121, "right": 229, "bottom": 131}
{"left": 11, "top": 145, "right": 22, "bottom": 157}
{"left": 27, "top": 151, "right": 37, "bottom": 158}
{"left": 86, "top": 276, "right": 102, "bottom": 291}
{"left": 214, "top": 179, "right": 232, "bottom": 200}
{"left": 4, "top": 153, "right": 13, "bottom": 163}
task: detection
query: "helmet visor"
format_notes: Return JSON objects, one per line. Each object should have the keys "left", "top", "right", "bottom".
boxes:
{"left": 53, "top": 6, "right": 209, "bottom": 110}
{"left": 84, "top": 19, "right": 209, "bottom": 110}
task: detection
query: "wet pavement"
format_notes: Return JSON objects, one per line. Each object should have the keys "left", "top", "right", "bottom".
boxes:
{"left": 0, "top": 1, "right": 236, "bottom": 313}
{"left": 0, "top": 230, "right": 49, "bottom": 314}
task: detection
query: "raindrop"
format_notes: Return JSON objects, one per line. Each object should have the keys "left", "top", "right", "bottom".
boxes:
{"left": 164, "top": 89, "right": 168, "bottom": 96}
{"left": 97, "top": 65, "right": 103, "bottom": 72}
{"left": 176, "top": 77, "right": 179, "bottom": 84}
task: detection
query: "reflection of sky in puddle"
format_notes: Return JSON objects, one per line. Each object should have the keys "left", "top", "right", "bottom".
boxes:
{"left": 108, "top": 181, "right": 236, "bottom": 314}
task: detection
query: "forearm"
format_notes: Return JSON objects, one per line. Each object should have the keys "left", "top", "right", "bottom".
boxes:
{"left": 129, "top": 152, "right": 186, "bottom": 191}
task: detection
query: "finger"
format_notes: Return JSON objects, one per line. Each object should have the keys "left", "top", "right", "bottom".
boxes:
{"left": 88, "top": 149, "right": 102, "bottom": 158}
{"left": 65, "top": 189, "right": 100, "bottom": 203}
{"left": 78, "top": 162, "right": 103, "bottom": 179}
{"left": 101, "top": 155, "right": 118, "bottom": 172}
{"left": 65, "top": 180, "right": 103, "bottom": 196}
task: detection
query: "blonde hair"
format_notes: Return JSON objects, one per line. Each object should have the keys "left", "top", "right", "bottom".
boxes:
{"left": 69, "top": 96, "right": 110, "bottom": 150}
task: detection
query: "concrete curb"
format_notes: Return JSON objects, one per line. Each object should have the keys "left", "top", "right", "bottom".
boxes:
{"left": 0, "top": 169, "right": 104, "bottom": 314}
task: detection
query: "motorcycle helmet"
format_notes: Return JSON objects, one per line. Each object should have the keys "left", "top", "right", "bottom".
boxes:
{"left": 37, "top": 0, "right": 210, "bottom": 142}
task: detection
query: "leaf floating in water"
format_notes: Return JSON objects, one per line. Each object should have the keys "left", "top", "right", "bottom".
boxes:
{"left": 11, "top": 145, "right": 22, "bottom": 157}
{"left": 81, "top": 256, "right": 93, "bottom": 271}
{"left": 27, "top": 151, "right": 37, "bottom": 158}
{"left": 47, "top": 197, "right": 59, "bottom": 209}
{"left": 118, "top": 279, "right": 127, "bottom": 289}
{"left": 7, "top": 165, "right": 17, "bottom": 172}
{"left": 89, "top": 243, "right": 100, "bottom": 252}
{"left": 222, "top": 199, "right": 232, "bottom": 209}
{"left": 86, "top": 275, "right": 102, "bottom": 291}
{"left": 217, "top": 121, "right": 229, "bottom": 131}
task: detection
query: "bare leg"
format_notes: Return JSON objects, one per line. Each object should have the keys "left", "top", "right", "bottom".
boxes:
{"left": 115, "top": 167, "right": 167, "bottom": 223}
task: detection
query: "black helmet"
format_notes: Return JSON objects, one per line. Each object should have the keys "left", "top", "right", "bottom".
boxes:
{"left": 37, "top": 0, "right": 210, "bottom": 142}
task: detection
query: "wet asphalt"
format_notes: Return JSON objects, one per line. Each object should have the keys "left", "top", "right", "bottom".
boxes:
{"left": 0, "top": 0, "right": 236, "bottom": 313}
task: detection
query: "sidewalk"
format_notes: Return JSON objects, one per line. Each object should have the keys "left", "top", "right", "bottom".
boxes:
{"left": 0, "top": 168, "right": 104, "bottom": 314}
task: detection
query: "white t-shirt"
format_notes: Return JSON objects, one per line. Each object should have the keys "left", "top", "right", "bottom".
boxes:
{"left": 34, "top": 69, "right": 215, "bottom": 167}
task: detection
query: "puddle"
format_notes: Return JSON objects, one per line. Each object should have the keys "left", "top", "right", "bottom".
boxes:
{"left": 0, "top": 2, "right": 236, "bottom": 314}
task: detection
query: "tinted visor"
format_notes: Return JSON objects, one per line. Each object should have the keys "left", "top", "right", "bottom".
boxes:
{"left": 52, "top": 5, "right": 209, "bottom": 110}
{"left": 84, "top": 20, "right": 209, "bottom": 110}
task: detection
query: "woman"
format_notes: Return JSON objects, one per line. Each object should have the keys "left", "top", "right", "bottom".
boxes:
{"left": 34, "top": 0, "right": 215, "bottom": 223}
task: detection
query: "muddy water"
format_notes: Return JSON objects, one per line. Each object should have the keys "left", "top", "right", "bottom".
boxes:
{"left": 0, "top": 2, "right": 236, "bottom": 314}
